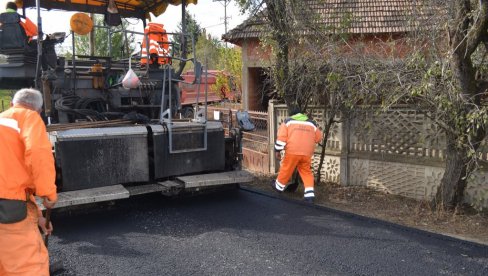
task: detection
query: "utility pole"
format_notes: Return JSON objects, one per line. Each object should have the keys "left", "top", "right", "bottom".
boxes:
{"left": 213, "top": 0, "right": 231, "bottom": 46}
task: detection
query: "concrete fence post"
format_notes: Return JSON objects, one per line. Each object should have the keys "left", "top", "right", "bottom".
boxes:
{"left": 268, "top": 99, "right": 277, "bottom": 173}
{"left": 340, "top": 110, "right": 350, "bottom": 186}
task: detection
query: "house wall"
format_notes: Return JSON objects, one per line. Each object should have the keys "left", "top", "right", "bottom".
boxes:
{"left": 247, "top": 68, "right": 261, "bottom": 111}
{"left": 238, "top": 33, "right": 414, "bottom": 111}
{"left": 341, "top": 33, "right": 413, "bottom": 58}
{"left": 240, "top": 39, "right": 272, "bottom": 110}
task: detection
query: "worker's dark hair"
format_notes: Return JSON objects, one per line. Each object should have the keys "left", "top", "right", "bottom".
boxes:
{"left": 6, "top": 2, "right": 18, "bottom": 10}
{"left": 288, "top": 105, "right": 302, "bottom": 116}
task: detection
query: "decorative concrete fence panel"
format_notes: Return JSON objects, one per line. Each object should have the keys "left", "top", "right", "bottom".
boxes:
{"left": 269, "top": 102, "right": 488, "bottom": 209}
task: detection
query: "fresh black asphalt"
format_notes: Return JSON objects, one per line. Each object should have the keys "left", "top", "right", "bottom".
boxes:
{"left": 48, "top": 188, "right": 488, "bottom": 276}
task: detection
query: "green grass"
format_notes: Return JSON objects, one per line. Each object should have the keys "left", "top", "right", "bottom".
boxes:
{"left": 0, "top": 90, "right": 14, "bottom": 112}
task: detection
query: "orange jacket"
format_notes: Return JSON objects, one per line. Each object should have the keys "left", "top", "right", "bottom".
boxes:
{"left": 141, "top": 23, "right": 170, "bottom": 65}
{"left": 4, "top": 9, "right": 38, "bottom": 40}
{"left": 0, "top": 105, "right": 57, "bottom": 202}
{"left": 20, "top": 17, "right": 38, "bottom": 39}
{"left": 275, "top": 113, "right": 322, "bottom": 157}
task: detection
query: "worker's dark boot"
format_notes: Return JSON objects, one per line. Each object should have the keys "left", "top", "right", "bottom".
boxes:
{"left": 284, "top": 182, "right": 298, "bottom": 193}
{"left": 304, "top": 196, "right": 314, "bottom": 204}
{"left": 271, "top": 180, "right": 285, "bottom": 193}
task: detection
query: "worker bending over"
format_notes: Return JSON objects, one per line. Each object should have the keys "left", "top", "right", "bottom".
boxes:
{"left": 273, "top": 107, "right": 322, "bottom": 203}
{"left": 0, "top": 88, "right": 57, "bottom": 276}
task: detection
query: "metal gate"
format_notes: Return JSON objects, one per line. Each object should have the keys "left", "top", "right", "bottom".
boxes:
{"left": 207, "top": 106, "right": 270, "bottom": 173}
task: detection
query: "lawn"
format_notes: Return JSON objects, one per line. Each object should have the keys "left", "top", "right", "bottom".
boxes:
{"left": 0, "top": 90, "right": 14, "bottom": 112}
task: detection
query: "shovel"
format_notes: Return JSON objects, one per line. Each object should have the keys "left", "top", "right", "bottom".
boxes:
{"left": 43, "top": 208, "right": 64, "bottom": 274}
{"left": 284, "top": 169, "right": 300, "bottom": 193}
{"left": 44, "top": 208, "right": 51, "bottom": 246}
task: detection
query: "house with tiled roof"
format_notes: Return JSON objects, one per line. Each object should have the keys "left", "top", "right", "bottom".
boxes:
{"left": 223, "top": 0, "right": 435, "bottom": 111}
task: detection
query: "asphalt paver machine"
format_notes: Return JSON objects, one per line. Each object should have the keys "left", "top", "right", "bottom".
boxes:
{"left": 0, "top": 0, "right": 251, "bottom": 209}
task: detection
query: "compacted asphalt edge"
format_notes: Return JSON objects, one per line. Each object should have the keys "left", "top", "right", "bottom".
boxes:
{"left": 239, "top": 186, "right": 488, "bottom": 249}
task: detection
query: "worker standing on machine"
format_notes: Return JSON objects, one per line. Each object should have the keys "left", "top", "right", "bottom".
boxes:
{"left": 141, "top": 22, "right": 171, "bottom": 68}
{"left": 0, "top": 88, "right": 57, "bottom": 275}
{"left": 272, "top": 106, "right": 322, "bottom": 203}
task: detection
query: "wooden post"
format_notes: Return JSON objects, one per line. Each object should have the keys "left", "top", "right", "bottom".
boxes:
{"left": 268, "top": 99, "right": 277, "bottom": 173}
{"left": 42, "top": 80, "right": 52, "bottom": 117}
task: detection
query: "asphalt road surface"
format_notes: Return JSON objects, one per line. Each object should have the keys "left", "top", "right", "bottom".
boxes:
{"left": 49, "top": 188, "right": 488, "bottom": 276}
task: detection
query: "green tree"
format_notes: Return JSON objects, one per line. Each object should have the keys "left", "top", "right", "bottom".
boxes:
{"left": 215, "top": 46, "right": 242, "bottom": 100}
{"left": 353, "top": 0, "right": 488, "bottom": 210}
{"left": 398, "top": 0, "right": 488, "bottom": 210}
{"left": 72, "top": 15, "right": 135, "bottom": 60}
{"left": 236, "top": 0, "right": 363, "bottom": 182}
{"left": 305, "top": 0, "right": 488, "bottom": 210}
{"left": 193, "top": 32, "right": 221, "bottom": 69}
{"left": 172, "top": 11, "right": 203, "bottom": 56}
{"left": 184, "top": 32, "right": 242, "bottom": 100}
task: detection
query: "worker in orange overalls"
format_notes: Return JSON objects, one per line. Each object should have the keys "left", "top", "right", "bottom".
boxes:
{"left": 0, "top": 88, "right": 57, "bottom": 275}
{"left": 141, "top": 22, "right": 171, "bottom": 67}
{"left": 273, "top": 106, "right": 322, "bottom": 203}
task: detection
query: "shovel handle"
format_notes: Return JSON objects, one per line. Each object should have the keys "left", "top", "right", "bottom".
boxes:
{"left": 44, "top": 208, "right": 52, "bottom": 246}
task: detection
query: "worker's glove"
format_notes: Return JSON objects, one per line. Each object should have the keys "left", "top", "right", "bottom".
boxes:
{"left": 42, "top": 197, "right": 56, "bottom": 209}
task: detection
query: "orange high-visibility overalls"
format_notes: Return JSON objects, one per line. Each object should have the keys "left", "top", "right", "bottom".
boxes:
{"left": 274, "top": 114, "right": 322, "bottom": 199}
{"left": 0, "top": 105, "right": 57, "bottom": 276}
{"left": 141, "top": 23, "right": 171, "bottom": 66}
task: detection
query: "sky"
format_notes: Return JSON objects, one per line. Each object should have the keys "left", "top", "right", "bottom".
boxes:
{"left": 156, "top": 1, "right": 248, "bottom": 38}
{"left": 6, "top": 1, "right": 248, "bottom": 41}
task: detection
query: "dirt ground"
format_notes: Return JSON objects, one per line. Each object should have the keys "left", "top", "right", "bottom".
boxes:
{"left": 243, "top": 175, "right": 488, "bottom": 245}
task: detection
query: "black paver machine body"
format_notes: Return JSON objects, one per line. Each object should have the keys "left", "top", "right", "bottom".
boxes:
{"left": 0, "top": 0, "right": 251, "bottom": 208}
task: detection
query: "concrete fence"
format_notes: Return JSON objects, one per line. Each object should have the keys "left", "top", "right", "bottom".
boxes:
{"left": 268, "top": 100, "right": 488, "bottom": 209}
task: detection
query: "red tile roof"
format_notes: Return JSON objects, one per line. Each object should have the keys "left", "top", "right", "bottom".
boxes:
{"left": 223, "top": 0, "right": 438, "bottom": 44}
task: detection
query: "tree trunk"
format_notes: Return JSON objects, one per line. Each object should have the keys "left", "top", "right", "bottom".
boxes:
{"left": 277, "top": 43, "right": 291, "bottom": 106}
{"left": 433, "top": 0, "right": 488, "bottom": 210}
{"left": 433, "top": 133, "right": 468, "bottom": 210}
{"left": 315, "top": 109, "right": 336, "bottom": 183}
